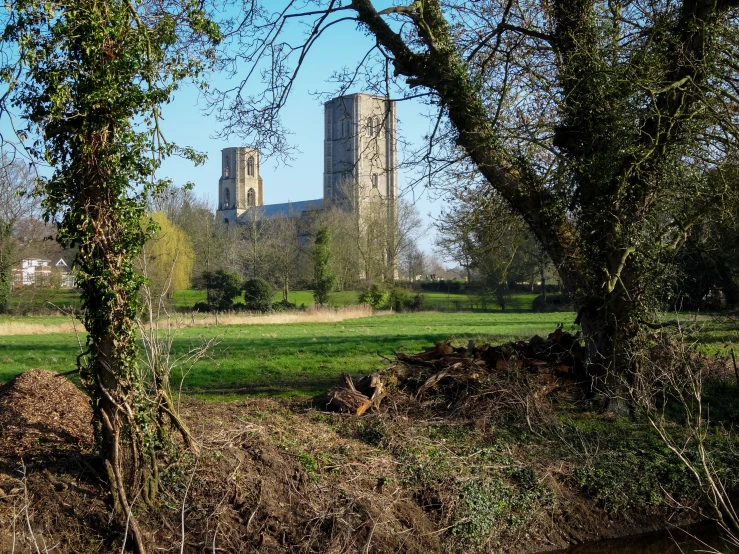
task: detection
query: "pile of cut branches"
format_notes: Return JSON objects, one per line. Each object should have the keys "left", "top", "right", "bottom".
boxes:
{"left": 317, "top": 329, "right": 587, "bottom": 419}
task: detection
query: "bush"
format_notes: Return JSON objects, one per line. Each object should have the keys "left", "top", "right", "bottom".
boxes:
{"left": 358, "top": 284, "right": 389, "bottom": 309}
{"left": 192, "top": 301, "right": 211, "bottom": 313}
{"left": 243, "top": 278, "right": 273, "bottom": 312}
{"left": 203, "top": 269, "right": 243, "bottom": 311}
{"left": 389, "top": 287, "right": 410, "bottom": 310}
{"left": 389, "top": 288, "right": 426, "bottom": 312}
{"left": 405, "top": 293, "right": 427, "bottom": 311}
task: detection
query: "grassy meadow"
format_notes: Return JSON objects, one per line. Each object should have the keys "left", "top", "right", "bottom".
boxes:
{"left": 1, "top": 308, "right": 737, "bottom": 398}
{"left": 1, "top": 311, "right": 580, "bottom": 396}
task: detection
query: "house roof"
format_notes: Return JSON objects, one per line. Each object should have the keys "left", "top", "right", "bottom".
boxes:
{"left": 259, "top": 199, "right": 324, "bottom": 218}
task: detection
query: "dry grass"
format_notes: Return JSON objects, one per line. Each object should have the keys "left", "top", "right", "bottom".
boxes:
{"left": 0, "top": 321, "right": 83, "bottom": 336}
{"left": 0, "top": 306, "right": 382, "bottom": 336}
{"left": 184, "top": 304, "right": 381, "bottom": 327}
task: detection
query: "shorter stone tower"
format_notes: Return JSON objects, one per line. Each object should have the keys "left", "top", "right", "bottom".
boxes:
{"left": 216, "top": 147, "right": 263, "bottom": 223}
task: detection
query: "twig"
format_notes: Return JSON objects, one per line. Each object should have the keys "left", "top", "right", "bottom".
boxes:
{"left": 180, "top": 458, "right": 199, "bottom": 554}
{"left": 20, "top": 460, "right": 41, "bottom": 554}
{"left": 246, "top": 481, "right": 263, "bottom": 533}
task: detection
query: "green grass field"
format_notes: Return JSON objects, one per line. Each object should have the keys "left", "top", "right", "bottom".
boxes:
{"left": 2, "top": 310, "right": 736, "bottom": 398}
{"left": 1, "top": 312, "right": 578, "bottom": 396}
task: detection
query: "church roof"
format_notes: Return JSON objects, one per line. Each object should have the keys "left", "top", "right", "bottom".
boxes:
{"left": 260, "top": 199, "right": 324, "bottom": 218}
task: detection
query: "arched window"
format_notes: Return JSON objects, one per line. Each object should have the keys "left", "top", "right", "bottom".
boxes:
{"left": 224, "top": 218, "right": 229, "bottom": 224}
{"left": 247, "top": 156, "right": 255, "bottom": 176}
{"left": 224, "top": 155, "right": 230, "bottom": 177}
{"left": 372, "top": 174, "right": 379, "bottom": 188}
{"left": 224, "top": 187, "right": 230, "bottom": 207}
{"left": 366, "top": 117, "right": 373, "bottom": 137}
{"left": 247, "top": 188, "right": 256, "bottom": 207}
{"left": 374, "top": 117, "right": 381, "bottom": 136}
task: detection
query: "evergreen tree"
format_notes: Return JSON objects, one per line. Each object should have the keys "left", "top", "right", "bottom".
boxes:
{"left": 313, "top": 226, "right": 335, "bottom": 305}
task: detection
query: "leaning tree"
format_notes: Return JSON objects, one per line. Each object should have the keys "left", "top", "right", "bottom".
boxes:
{"left": 214, "top": 0, "right": 739, "bottom": 378}
{"left": 1, "top": 1, "right": 219, "bottom": 551}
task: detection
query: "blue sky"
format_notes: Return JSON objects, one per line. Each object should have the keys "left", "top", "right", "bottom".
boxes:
{"left": 156, "top": 8, "right": 444, "bottom": 254}
{"left": 0, "top": 3, "right": 446, "bottom": 255}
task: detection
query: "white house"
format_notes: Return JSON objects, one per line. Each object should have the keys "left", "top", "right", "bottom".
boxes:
{"left": 12, "top": 257, "right": 75, "bottom": 288}
{"left": 13, "top": 258, "right": 52, "bottom": 286}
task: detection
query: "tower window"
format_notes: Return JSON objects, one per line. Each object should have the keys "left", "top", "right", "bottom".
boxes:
{"left": 247, "top": 188, "right": 256, "bottom": 207}
{"left": 247, "top": 156, "right": 255, "bottom": 177}
{"left": 374, "top": 117, "right": 381, "bottom": 136}
{"left": 224, "top": 155, "right": 230, "bottom": 177}
{"left": 224, "top": 187, "right": 230, "bottom": 207}
{"left": 366, "top": 117, "right": 373, "bottom": 137}
{"left": 372, "top": 174, "right": 379, "bottom": 188}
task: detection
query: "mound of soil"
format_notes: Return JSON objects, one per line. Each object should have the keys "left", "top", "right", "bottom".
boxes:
{"left": 0, "top": 369, "right": 94, "bottom": 460}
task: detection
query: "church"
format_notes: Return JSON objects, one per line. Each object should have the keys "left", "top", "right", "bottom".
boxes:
{"left": 215, "top": 93, "right": 398, "bottom": 226}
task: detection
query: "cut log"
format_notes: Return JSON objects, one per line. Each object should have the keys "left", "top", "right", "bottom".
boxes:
{"left": 355, "top": 372, "right": 382, "bottom": 397}
{"left": 325, "top": 388, "right": 373, "bottom": 415}
{"left": 356, "top": 372, "right": 386, "bottom": 407}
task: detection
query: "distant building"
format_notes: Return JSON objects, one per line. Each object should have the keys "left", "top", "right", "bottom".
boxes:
{"left": 12, "top": 257, "right": 75, "bottom": 288}
{"left": 215, "top": 92, "right": 399, "bottom": 277}
{"left": 13, "top": 258, "right": 52, "bottom": 287}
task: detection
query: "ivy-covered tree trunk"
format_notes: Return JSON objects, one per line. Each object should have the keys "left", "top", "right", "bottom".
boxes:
{"left": 4, "top": 1, "right": 219, "bottom": 551}
{"left": 314, "top": 226, "right": 335, "bottom": 305}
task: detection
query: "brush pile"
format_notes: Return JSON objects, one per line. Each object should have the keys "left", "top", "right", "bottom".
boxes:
{"left": 318, "top": 328, "right": 587, "bottom": 417}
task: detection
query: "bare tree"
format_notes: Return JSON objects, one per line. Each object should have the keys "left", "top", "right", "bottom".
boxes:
{"left": 262, "top": 208, "right": 301, "bottom": 302}
{"left": 240, "top": 205, "right": 267, "bottom": 279}
{"left": 399, "top": 240, "right": 427, "bottom": 282}
{"left": 313, "top": 203, "right": 361, "bottom": 291}
{"left": 0, "top": 155, "right": 37, "bottom": 312}
{"left": 386, "top": 198, "right": 426, "bottom": 282}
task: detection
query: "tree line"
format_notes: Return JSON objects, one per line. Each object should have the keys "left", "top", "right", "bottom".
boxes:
{"left": 144, "top": 182, "right": 428, "bottom": 310}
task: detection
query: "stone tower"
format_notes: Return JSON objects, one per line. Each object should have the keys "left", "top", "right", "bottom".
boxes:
{"left": 323, "top": 93, "right": 399, "bottom": 278}
{"left": 323, "top": 93, "right": 398, "bottom": 211}
{"left": 216, "top": 147, "right": 263, "bottom": 223}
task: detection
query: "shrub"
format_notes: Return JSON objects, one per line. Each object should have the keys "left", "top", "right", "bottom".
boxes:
{"left": 389, "top": 287, "right": 410, "bottom": 311}
{"left": 243, "top": 278, "right": 273, "bottom": 312}
{"left": 203, "top": 269, "right": 243, "bottom": 311}
{"left": 192, "top": 301, "right": 211, "bottom": 313}
{"left": 406, "top": 293, "right": 427, "bottom": 311}
{"left": 358, "top": 284, "right": 389, "bottom": 309}
{"left": 389, "top": 288, "right": 427, "bottom": 312}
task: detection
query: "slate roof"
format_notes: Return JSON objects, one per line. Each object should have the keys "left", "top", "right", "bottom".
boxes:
{"left": 259, "top": 199, "right": 324, "bottom": 218}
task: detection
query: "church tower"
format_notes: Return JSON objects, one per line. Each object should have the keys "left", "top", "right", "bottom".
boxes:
{"left": 323, "top": 93, "right": 398, "bottom": 211}
{"left": 217, "top": 147, "right": 263, "bottom": 223}
{"left": 323, "top": 93, "right": 399, "bottom": 279}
